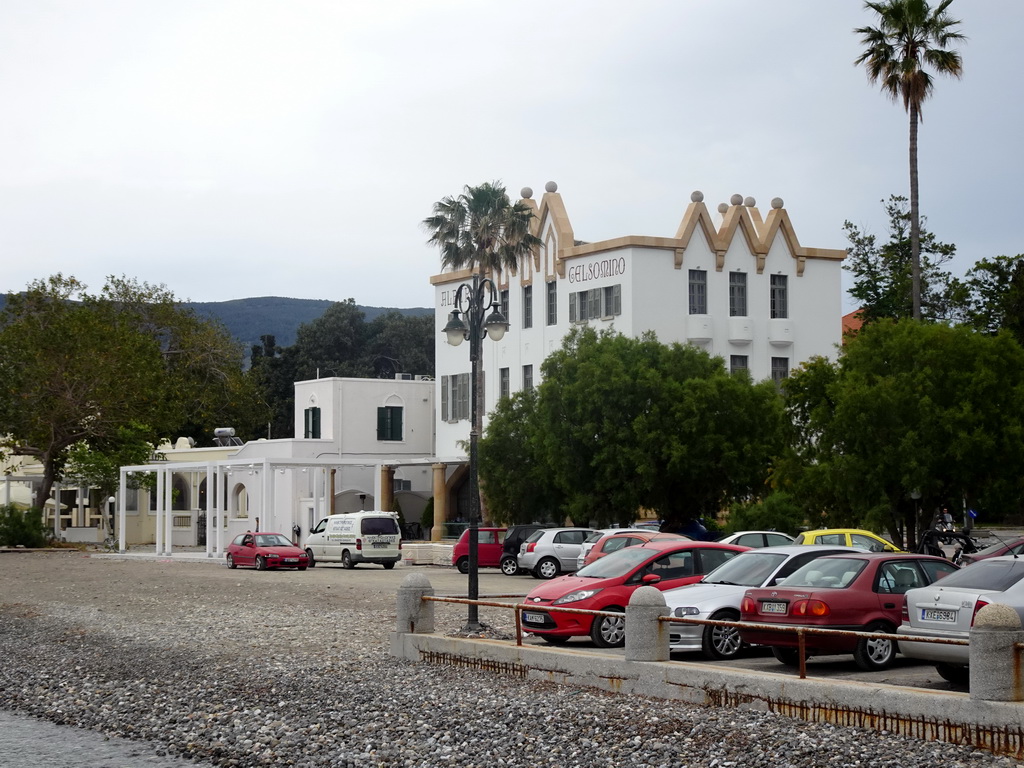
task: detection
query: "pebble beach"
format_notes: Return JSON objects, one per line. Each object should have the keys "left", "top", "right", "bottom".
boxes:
{"left": 0, "top": 551, "right": 1021, "bottom": 768}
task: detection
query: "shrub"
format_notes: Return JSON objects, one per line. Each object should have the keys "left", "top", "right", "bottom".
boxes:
{"left": 0, "top": 505, "right": 51, "bottom": 548}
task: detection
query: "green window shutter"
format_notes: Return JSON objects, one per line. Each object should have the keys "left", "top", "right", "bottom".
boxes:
{"left": 377, "top": 407, "right": 387, "bottom": 440}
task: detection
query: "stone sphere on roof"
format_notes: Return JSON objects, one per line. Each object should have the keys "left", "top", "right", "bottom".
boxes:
{"left": 744, "top": 196, "right": 756, "bottom": 207}
{"left": 690, "top": 190, "right": 704, "bottom": 203}
{"left": 771, "top": 197, "right": 784, "bottom": 209}
{"left": 730, "top": 193, "right": 743, "bottom": 206}
{"left": 545, "top": 181, "right": 558, "bottom": 193}
{"left": 520, "top": 187, "right": 533, "bottom": 200}
{"left": 718, "top": 203, "right": 729, "bottom": 214}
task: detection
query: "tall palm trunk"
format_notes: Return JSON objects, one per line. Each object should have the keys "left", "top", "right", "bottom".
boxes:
{"left": 909, "top": 100, "right": 922, "bottom": 320}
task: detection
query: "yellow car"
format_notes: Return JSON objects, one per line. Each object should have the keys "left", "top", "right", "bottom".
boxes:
{"left": 794, "top": 528, "right": 903, "bottom": 552}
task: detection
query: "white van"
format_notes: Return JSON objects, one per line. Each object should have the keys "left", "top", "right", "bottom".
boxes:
{"left": 304, "top": 511, "right": 402, "bottom": 569}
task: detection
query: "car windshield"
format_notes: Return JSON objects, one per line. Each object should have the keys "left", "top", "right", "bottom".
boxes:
{"left": 525, "top": 530, "right": 546, "bottom": 544}
{"left": 933, "top": 558, "right": 1024, "bottom": 591}
{"left": 703, "top": 551, "right": 787, "bottom": 586}
{"left": 576, "top": 547, "right": 656, "bottom": 578}
{"left": 778, "top": 557, "right": 866, "bottom": 588}
{"left": 255, "top": 534, "right": 292, "bottom": 547}
{"left": 584, "top": 531, "right": 607, "bottom": 544}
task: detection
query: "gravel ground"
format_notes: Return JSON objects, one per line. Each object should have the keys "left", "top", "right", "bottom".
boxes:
{"left": 0, "top": 550, "right": 1021, "bottom": 768}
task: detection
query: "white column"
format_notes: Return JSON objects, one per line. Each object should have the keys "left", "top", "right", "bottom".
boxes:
{"left": 163, "top": 468, "right": 173, "bottom": 555}
{"left": 262, "top": 458, "right": 272, "bottom": 532}
{"left": 205, "top": 463, "right": 214, "bottom": 558}
{"left": 155, "top": 470, "right": 164, "bottom": 555}
{"left": 118, "top": 470, "right": 127, "bottom": 552}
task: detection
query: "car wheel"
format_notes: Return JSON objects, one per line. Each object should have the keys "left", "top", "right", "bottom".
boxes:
{"left": 853, "top": 621, "right": 897, "bottom": 671}
{"left": 255, "top": 555, "right": 266, "bottom": 571}
{"left": 771, "top": 646, "right": 803, "bottom": 667}
{"left": 342, "top": 550, "right": 355, "bottom": 569}
{"left": 226, "top": 554, "right": 236, "bottom": 569}
{"left": 537, "top": 634, "right": 570, "bottom": 646}
{"left": 305, "top": 549, "right": 316, "bottom": 568}
{"left": 590, "top": 607, "right": 626, "bottom": 648}
{"left": 382, "top": 562, "right": 395, "bottom": 570}
{"left": 935, "top": 662, "right": 970, "bottom": 685}
{"left": 456, "top": 557, "right": 470, "bottom": 574}
{"left": 701, "top": 610, "right": 743, "bottom": 660}
{"left": 535, "top": 558, "right": 560, "bottom": 580}
{"left": 298, "top": 566, "right": 307, "bottom": 571}
{"left": 500, "top": 557, "right": 520, "bottom": 576}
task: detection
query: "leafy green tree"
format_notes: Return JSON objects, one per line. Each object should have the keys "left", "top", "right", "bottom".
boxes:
{"left": 843, "top": 195, "right": 964, "bottom": 323}
{"left": 0, "top": 274, "right": 258, "bottom": 509}
{"left": 855, "top": 0, "right": 965, "bottom": 320}
{"left": 726, "top": 492, "right": 805, "bottom": 536}
{"left": 781, "top": 320, "right": 1024, "bottom": 546}
{"left": 506, "top": 327, "right": 785, "bottom": 530}
{"left": 360, "top": 311, "right": 435, "bottom": 378}
{"left": 961, "top": 255, "right": 1024, "bottom": 343}
{"left": 0, "top": 504, "right": 50, "bottom": 548}
{"left": 291, "top": 299, "right": 367, "bottom": 381}
{"left": 64, "top": 423, "right": 159, "bottom": 507}
{"left": 478, "top": 388, "right": 565, "bottom": 525}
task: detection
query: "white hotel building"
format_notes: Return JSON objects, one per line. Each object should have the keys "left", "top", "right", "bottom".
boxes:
{"left": 431, "top": 183, "right": 846, "bottom": 467}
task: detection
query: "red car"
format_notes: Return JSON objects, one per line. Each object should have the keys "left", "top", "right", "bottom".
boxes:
{"left": 739, "top": 553, "right": 957, "bottom": 671}
{"left": 522, "top": 540, "right": 748, "bottom": 648}
{"left": 960, "top": 536, "right": 1024, "bottom": 566}
{"left": 226, "top": 532, "right": 310, "bottom": 571}
{"left": 580, "top": 530, "right": 688, "bottom": 568}
{"left": 451, "top": 527, "right": 507, "bottom": 574}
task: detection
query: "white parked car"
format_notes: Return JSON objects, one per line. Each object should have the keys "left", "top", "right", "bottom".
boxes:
{"left": 716, "top": 530, "right": 795, "bottom": 548}
{"left": 897, "top": 555, "right": 1024, "bottom": 684}
{"left": 518, "top": 527, "right": 597, "bottom": 579}
{"left": 664, "top": 545, "right": 857, "bottom": 659}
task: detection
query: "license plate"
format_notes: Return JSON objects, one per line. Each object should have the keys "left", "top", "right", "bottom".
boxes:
{"left": 284, "top": 558, "right": 298, "bottom": 563}
{"left": 761, "top": 601, "right": 787, "bottom": 615}
{"left": 523, "top": 612, "right": 546, "bottom": 624}
{"left": 922, "top": 608, "right": 957, "bottom": 622}
{"left": 372, "top": 542, "right": 390, "bottom": 548}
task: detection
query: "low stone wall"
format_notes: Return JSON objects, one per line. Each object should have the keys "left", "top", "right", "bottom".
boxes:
{"left": 391, "top": 573, "right": 1024, "bottom": 760}
{"left": 399, "top": 542, "right": 453, "bottom": 567}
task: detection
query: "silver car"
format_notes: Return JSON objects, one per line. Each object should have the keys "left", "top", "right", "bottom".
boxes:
{"left": 576, "top": 528, "right": 654, "bottom": 570}
{"left": 664, "top": 545, "right": 857, "bottom": 659}
{"left": 518, "top": 527, "right": 596, "bottom": 579}
{"left": 897, "top": 555, "right": 1024, "bottom": 684}
{"left": 716, "top": 530, "right": 795, "bottom": 548}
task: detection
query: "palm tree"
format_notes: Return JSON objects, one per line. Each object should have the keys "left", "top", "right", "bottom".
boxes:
{"left": 423, "top": 181, "right": 541, "bottom": 515}
{"left": 855, "top": 0, "right": 965, "bottom": 320}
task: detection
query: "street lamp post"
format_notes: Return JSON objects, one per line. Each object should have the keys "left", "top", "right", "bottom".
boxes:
{"left": 442, "top": 274, "right": 509, "bottom": 631}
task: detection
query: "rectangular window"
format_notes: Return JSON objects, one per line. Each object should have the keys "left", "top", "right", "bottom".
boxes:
{"left": 587, "top": 288, "right": 601, "bottom": 320}
{"left": 689, "top": 270, "right": 707, "bottom": 315}
{"left": 730, "top": 355, "right": 748, "bottom": 374}
{"left": 546, "top": 281, "right": 557, "bottom": 325}
{"left": 770, "top": 274, "right": 788, "bottom": 319}
{"left": 523, "top": 364, "right": 533, "bottom": 392}
{"left": 729, "top": 272, "right": 747, "bottom": 317}
{"left": 570, "top": 285, "right": 621, "bottom": 322}
{"left": 771, "top": 356, "right": 790, "bottom": 383}
{"left": 376, "top": 406, "right": 403, "bottom": 441}
{"left": 303, "top": 407, "right": 321, "bottom": 439}
{"left": 522, "top": 285, "right": 533, "bottom": 328}
{"left": 441, "top": 374, "right": 471, "bottom": 421}
{"left": 500, "top": 289, "right": 509, "bottom": 321}
{"left": 499, "top": 367, "right": 510, "bottom": 400}
{"left": 603, "top": 285, "right": 621, "bottom": 317}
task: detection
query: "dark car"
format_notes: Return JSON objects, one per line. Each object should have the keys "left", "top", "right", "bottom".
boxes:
{"left": 500, "top": 524, "right": 555, "bottom": 576}
{"left": 226, "top": 532, "right": 309, "bottom": 571}
{"left": 739, "top": 553, "right": 957, "bottom": 671}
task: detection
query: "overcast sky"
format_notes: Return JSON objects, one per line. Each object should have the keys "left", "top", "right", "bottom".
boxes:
{"left": 2, "top": 1, "right": 1019, "bottom": 311}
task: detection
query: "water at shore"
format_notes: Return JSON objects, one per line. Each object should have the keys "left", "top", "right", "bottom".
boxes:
{"left": 0, "top": 709, "right": 216, "bottom": 768}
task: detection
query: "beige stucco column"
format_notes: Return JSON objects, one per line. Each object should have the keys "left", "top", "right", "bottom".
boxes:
{"left": 379, "top": 465, "right": 395, "bottom": 512}
{"left": 431, "top": 463, "right": 448, "bottom": 542}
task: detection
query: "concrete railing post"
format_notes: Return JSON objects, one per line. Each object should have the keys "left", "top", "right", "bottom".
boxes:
{"left": 396, "top": 572, "right": 435, "bottom": 635}
{"left": 970, "top": 603, "right": 1024, "bottom": 701}
{"left": 625, "top": 586, "right": 670, "bottom": 662}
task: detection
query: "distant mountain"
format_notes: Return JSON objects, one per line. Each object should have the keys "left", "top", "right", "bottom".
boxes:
{"left": 0, "top": 293, "right": 432, "bottom": 352}
{"left": 184, "top": 297, "right": 432, "bottom": 351}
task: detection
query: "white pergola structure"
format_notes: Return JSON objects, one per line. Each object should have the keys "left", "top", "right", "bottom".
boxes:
{"left": 115, "top": 455, "right": 443, "bottom": 557}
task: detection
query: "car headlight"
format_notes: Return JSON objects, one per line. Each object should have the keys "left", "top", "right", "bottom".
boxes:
{"left": 552, "top": 589, "right": 603, "bottom": 605}
{"left": 672, "top": 606, "right": 700, "bottom": 618}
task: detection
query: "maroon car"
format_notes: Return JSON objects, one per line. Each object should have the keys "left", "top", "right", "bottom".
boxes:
{"left": 960, "top": 536, "right": 1024, "bottom": 566}
{"left": 227, "top": 532, "right": 309, "bottom": 571}
{"left": 739, "top": 553, "right": 957, "bottom": 671}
